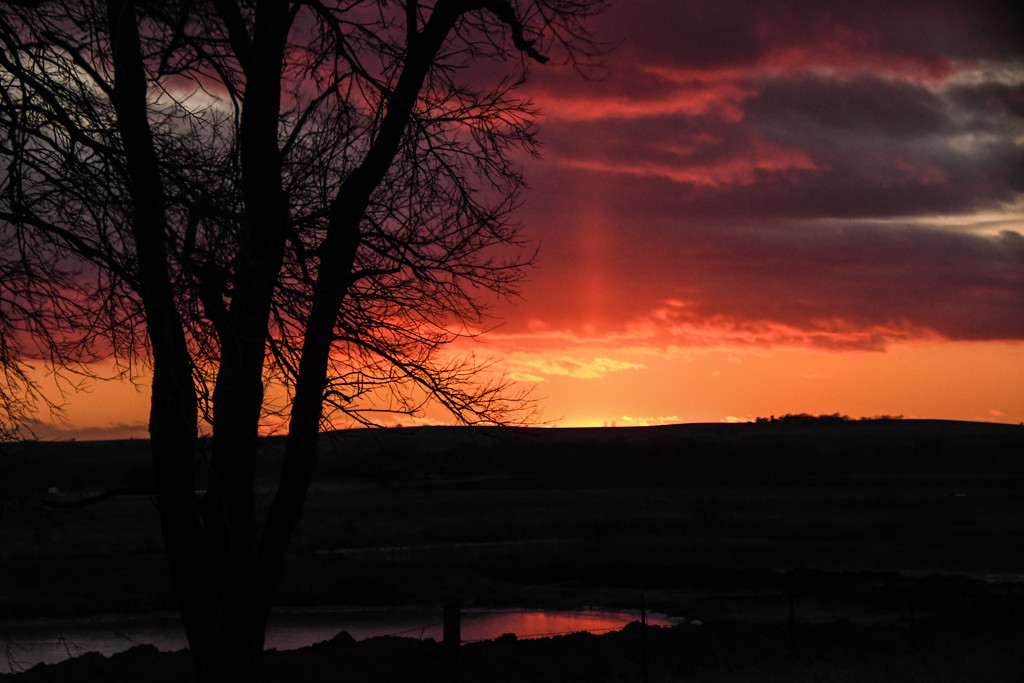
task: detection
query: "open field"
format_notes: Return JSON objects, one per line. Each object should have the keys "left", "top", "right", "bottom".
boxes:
{"left": 2, "top": 420, "right": 1023, "bottom": 679}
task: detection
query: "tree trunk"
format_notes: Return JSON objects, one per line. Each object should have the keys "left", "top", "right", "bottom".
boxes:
{"left": 180, "top": 4, "right": 297, "bottom": 679}
{"left": 103, "top": 0, "right": 219, "bottom": 675}
{"left": 103, "top": 2, "right": 488, "bottom": 679}
{"left": 258, "top": 1, "right": 464, "bottom": 601}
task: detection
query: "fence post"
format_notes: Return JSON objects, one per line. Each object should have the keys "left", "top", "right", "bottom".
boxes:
{"left": 640, "top": 593, "right": 649, "bottom": 683}
{"left": 787, "top": 580, "right": 797, "bottom": 658}
{"left": 908, "top": 586, "right": 916, "bottom": 651}
{"left": 1008, "top": 583, "right": 1016, "bottom": 633}
{"left": 444, "top": 600, "right": 461, "bottom": 682}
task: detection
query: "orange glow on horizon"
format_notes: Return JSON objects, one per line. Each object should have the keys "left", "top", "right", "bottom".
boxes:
{"left": 532, "top": 341, "right": 1024, "bottom": 429}
{"left": 20, "top": 339, "right": 1024, "bottom": 441}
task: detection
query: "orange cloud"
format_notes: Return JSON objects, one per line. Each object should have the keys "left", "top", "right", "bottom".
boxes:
{"left": 504, "top": 354, "right": 645, "bottom": 382}
{"left": 752, "top": 16, "right": 955, "bottom": 84}
{"left": 619, "top": 415, "right": 680, "bottom": 427}
{"left": 537, "top": 76, "right": 759, "bottom": 122}
{"left": 558, "top": 138, "right": 818, "bottom": 187}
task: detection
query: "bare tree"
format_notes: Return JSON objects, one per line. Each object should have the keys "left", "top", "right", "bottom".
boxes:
{"left": 0, "top": 0, "right": 603, "bottom": 678}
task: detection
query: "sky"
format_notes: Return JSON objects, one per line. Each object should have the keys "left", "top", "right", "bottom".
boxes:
{"left": 24, "top": 0, "right": 1024, "bottom": 439}
{"left": 478, "top": 0, "right": 1024, "bottom": 428}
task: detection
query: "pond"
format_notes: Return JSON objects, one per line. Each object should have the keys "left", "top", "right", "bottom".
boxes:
{"left": 1, "top": 606, "right": 681, "bottom": 674}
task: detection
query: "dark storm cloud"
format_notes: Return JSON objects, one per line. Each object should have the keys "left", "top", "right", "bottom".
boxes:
{"left": 671, "top": 224, "right": 1024, "bottom": 343}
{"left": 516, "top": 170, "right": 1024, "bottom": 346}
{"left": 534, "top": 66, "right": 1022, "bottom": 218}
{"left": 745, "top": 77, "right": 1024, "bottom": 211}
{"left": 512, "top": 0, "right": 1024, "bottom": 347}
{"left": 948, "top": 82, "right": 1024, "bottom": 126}
{"left": 750, "top": 77, "right": 955, "bottom": 140}
{"left": 598, "top": 0, "right": 1023, "bottom": 67}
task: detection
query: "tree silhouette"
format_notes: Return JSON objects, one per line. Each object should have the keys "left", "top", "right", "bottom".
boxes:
{"left": 0, "top": 1, "right": 603, "bottom": 678}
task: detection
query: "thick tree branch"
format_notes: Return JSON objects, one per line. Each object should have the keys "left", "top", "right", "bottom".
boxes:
{"left": 478, "top": 0, "right": 550, "bottom": 63}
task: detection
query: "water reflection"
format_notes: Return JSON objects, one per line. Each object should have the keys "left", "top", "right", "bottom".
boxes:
{"left": 1, "top": 607, "right": 679, "bottom": 673}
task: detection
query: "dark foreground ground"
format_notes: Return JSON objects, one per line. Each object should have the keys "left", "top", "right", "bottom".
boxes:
{"left": 2, "top": 420, "right": 1023, "bottom": 680}
{"left": 6, "top": 614, "right": 1024, "bottom": 682}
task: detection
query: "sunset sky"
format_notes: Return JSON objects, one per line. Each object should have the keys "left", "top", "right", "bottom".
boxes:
{"left": 483, "top": 0, "right": 1024, "bottom": 428}
{"left": 27, "top": 0, "right": 1024, "bottom": 439}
